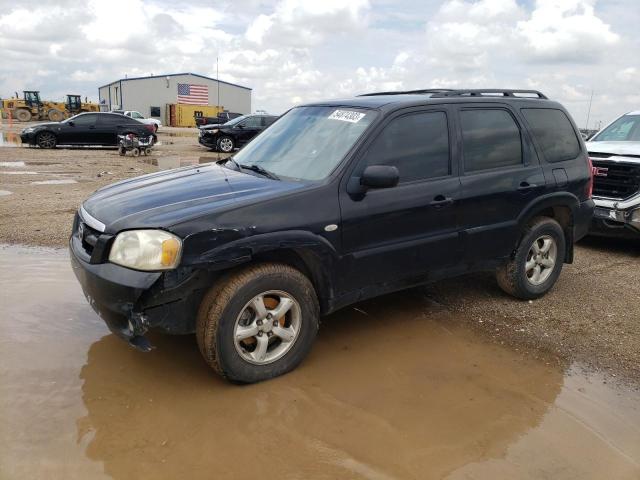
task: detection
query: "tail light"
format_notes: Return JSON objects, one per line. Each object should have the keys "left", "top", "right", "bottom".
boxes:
{"left": 586, "top": 156, "right": 594, "bottom": 199}
{"left": 145, "top": 124, "right": 155, "bottom": 133}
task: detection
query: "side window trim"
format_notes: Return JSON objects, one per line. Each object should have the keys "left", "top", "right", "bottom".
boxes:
{"left": 349, "top": 107, "right": 455, "bottom": 187}
{"left": 456, "top": 106, "right": 525, "bottom": 175}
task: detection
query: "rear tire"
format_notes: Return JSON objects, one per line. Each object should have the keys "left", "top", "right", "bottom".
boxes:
{"left": 144, "top": 147, "right": 152, "bottom": 156}
{"left": 118, "top": 146, "right": 126, "bottom": 156}
{"left": 196, "top": 263, "right": 319, "bottom": 383}
{"left": 131, "top": 147, "right": 140, "bottom": 157}
{"left": 15, "top": 109, "right": 32, "bottom": 122}
{"left": 496, "top": 217, "right": 565, "bottom": 300}
{"left": 36, "top": 131, "right": 57, "bottom": 149}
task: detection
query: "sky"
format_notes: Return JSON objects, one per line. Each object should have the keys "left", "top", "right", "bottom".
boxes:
{"left": 0, "top": 0, "right": 638, "bottom": 129}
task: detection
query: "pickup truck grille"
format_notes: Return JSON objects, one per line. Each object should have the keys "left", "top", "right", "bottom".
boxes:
{"left": 591, "top": 159, "right": 640, "bottom": 200}
{"left": 78, "top": 221, "right": 101, "bottom": 257}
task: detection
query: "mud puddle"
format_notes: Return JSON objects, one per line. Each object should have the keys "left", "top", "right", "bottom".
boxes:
{"left": 1, "top": 245, "right": 639, "bottom": 480}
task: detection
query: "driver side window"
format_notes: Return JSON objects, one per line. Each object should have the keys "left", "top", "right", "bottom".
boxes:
{"left": 72, "top": 114, "right": 97, "bottom": 126}
{"left": 360, "top": 111, "right": 450, "bottom": 183}
{"left": 241, "top": 116, "right": 262, "bottom": 128}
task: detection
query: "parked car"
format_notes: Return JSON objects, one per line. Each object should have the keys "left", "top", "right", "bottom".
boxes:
{"left": 70, "top": 89, "right": 593, "bottom": 383}
{"left": 586, "top": 110, "right": 640, "bottom": 239}
{"left": 198, "top": 114, "right": 278, "bottom": 152}
{"left": 195, "top": 111, "right": 242, "bottom": 128}
{"left": 111, "top": 110, "right": 162, "bottom": 131}
{"left": 20, "top": 112, "right": 156, "bottom": 148}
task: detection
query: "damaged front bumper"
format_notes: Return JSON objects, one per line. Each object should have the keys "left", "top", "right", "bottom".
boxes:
{"left": 590, "top": 195, "right": 640, "bottom": 239}
{"left": 69, "top": 234, "right": 207, "bottom": 351}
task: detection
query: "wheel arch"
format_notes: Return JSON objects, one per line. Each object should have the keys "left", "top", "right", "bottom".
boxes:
{"left": 183, "top": 230, "right": 339, "bottom": 314}
{"left": 516, "top": 192, "right": 579, "bottom": 263}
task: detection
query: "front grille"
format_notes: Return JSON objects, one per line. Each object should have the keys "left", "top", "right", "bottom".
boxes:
{"left": 591, "top": 160, "right": 640, "bottom": 199}
{"left": 79, "top": 221, "right": 101, "bottom": 256}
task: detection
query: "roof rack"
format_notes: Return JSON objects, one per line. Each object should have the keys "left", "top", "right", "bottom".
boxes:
{"left": 430, "top": 89, "right": 548, "bottom": 99}
{"left": 358, "top": 89, "right": 454, "bottom": 97}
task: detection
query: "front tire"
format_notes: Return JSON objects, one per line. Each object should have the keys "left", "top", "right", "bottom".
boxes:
{"left": 496, "top": 217, "right": 566, "bottom": 300}
{"left": 196, "top": 263, "right": 319, "bottom": 383}
{"left": 36, "top": 131, "right": 57, "bottom": 148}
{"left": 47, "top": 109, "right": 64, "bottom": 122}
{"left": 217, "top": 135, "right": 234, "bottom": 153}
{"left": 15, "top": 109, "right": 32, "bottom": 122}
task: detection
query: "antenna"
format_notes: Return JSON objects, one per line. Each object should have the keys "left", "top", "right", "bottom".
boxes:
{"left": 585, "top": 89, "right": 594, "bottom": 130}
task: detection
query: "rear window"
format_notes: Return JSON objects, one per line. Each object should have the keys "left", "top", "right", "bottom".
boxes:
{"left": 461, "top": 109, "right": 522, "bottom": 172}
{"left": 522, "top": 108, "right": 580, "bottom": 162}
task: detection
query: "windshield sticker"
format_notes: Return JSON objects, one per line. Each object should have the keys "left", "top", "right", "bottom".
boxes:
{"left": 328, "top": 110, "right": 366, "bottom": 123}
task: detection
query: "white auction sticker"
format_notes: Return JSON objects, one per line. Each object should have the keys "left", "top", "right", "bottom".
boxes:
{"left": 328, "top": 110, "right": 366, "bottom": 123}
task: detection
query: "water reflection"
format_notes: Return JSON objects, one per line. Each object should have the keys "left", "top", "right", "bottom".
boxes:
{"left": 1, "top": 246, "right": 639, "bottom": 480}
{"left": 0, "top": 132, "right": 22, "bottom": 147}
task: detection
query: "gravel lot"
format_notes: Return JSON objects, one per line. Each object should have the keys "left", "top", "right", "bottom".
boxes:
{"left": 1, "top": 120, "right": 639, "bottom": 383}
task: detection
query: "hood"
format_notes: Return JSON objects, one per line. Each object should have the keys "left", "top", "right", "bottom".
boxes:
{"left": 24, "top": 122, "right": 58, "bottom": 131}
{"left": 586, "top": 141, "right": 640, "bottom": 158}
{"left": 82, "top": 163, "right": 305, "bottom": 233}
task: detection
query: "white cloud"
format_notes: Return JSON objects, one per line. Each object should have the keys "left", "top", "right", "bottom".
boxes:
{"left": 0, "top": 0, "right": 636, "bottom": 127}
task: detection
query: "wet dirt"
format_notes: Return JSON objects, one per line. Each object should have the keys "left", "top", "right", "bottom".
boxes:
{"left": 1, "top": 245, "right": 639, "bottom": 480}
{"left": 0, "top": 132, "right": 22, "bottom": 147}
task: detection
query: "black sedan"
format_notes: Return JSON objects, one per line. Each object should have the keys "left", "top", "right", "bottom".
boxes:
{"left": 198, "top": 114, "right": 277, "bottom": 152}
{"left": 20, "top": 112, "right": 156, "bottom": 148}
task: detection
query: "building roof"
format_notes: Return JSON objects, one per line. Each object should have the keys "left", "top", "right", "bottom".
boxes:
{"left": 98, "top": 72, "right": 251, "bottom": 91}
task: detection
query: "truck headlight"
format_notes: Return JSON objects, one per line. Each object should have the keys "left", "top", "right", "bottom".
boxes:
{"left": 109, "top": 230, "right": 182, "bottom": 271}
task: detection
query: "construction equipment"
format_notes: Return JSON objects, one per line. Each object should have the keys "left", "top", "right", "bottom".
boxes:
{"left": 65, "top": 95, "right": 100, "bottom": 115}
{"left": 1, "top": 91, "right": 65, "bottom": 122}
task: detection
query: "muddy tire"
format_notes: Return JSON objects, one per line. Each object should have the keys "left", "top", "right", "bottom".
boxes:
{"left": 47, "top": 109, "right": 64, "bottom": 122}
{"left": 217, "top": 135, "right": 234, "bottom": 153}
{"left": 36, "top": 131, "right": 57, "bottom": 149}
{"left": 496, "top": 217, "right": 566, "bottom": 300}
{"left": 196, "top": 263, "right": 319, "bottom": 384}
{"left": 15, "top": 109, "right": 32, "bottom": 122}
{"left": 144, "top": 148, "right": 152, "bottom": 156}
{"left": 118, "top": 146, "right": 126, "bottom": 156}
{"left": 131, "top": 147, "right": 140, "bottom": 157}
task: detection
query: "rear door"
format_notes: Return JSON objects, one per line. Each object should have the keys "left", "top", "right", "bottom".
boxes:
{"left": 339, "top": 107, "right": 462, "bottom": 289}
{"left": 455, "top": 105, "right": 547, "bottom": 263}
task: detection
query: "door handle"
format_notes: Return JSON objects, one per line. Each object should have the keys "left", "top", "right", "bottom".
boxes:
{"left": 429, "top": 195, "right": 454, "bottom": 207}
{"left": 517, "top": 181, "right": 537, "bottom": 191}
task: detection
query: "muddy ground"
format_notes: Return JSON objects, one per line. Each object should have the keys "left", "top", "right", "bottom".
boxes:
{"left": 1, "top": 120, "right": 638, "bottom": 385}
{"left": 1, "top": 247, "right": 639, "bottom": 479}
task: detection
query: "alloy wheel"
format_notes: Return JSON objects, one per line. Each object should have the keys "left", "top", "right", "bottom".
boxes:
{"left": 233, "top": 290, "right": 301, "bottom": 365}
{"left": 37, "top": 132, "right": 56, "bottom": 148}
{"left": 525, "top": 235, "right": 557, "bottom": 285}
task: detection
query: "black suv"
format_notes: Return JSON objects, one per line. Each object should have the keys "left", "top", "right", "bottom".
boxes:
{"left": 70, "top": 89, "right": 594, "bottom": 383}
{"left": 198, "top": 114, "right": 278, "bottom": 152}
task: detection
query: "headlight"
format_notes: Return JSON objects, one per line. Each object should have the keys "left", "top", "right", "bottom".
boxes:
{"left": 109, "top": 230, "right": 182, "bottom": 271}
{"left": 205, "top": 129, "right": 219, "bottom": 135}
{"left": 22, "top": 127, "right": 34, "bottom": 133}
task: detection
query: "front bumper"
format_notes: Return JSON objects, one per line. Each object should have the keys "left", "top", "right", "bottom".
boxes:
{"left": 20, "top": 132, "right": 36, "bottom": 145}
{"left": 69, "top": 231, "right": 208, "bottom": 351}
{"left": 589, "top": 196, "right": 640, "bottom": 238}
{"left": 198, "top": 133, "right": 218, "bottom": 149}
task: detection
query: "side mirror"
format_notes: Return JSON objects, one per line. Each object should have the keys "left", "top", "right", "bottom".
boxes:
{"left": 361, "top": 165, "right": 399, "bottom": 189}
{"left": 236, "top": 124, "right": 244, "bottom": 129}
{"left": 67, "top": 121, "right": 75, "bottom": 126}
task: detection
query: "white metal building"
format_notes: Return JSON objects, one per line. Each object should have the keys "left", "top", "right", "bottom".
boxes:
{"left": 98, "top": 72, "right": 252, "bottom": 122}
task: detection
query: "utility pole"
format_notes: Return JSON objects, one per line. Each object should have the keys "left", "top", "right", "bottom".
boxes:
{"left": 217, "top": 57, "right": 220, "bottom": 109}
{"left": 585, "top": 89, "right": 594, "bottom": 130}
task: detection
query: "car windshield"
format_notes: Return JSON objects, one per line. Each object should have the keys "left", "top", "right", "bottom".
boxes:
{"left": 232, "top": 106, "right": 377, "bottom": 181}
{"left": 223, "top": 115, "right": 248, "bottom": 127}
{"left": 592, "top": 114, "right": 640, "bottom": 142}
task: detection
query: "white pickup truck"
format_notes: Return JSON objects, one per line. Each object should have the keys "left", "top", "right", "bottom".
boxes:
{"left": 586, "top": 110, "right": 640, "bottom": 239}
{"left": 111, "top": 110, "right": 162, "bottom": 132}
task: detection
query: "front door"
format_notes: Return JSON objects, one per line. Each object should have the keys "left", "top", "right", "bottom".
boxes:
{"left": 339, "top": 108, "right": 461, "bottom": 292}
{"left": 234, "top": 116, "right": 262, "bottom": 147}
{"left": 58, "top": 113, "right": 99, "bottom": 144}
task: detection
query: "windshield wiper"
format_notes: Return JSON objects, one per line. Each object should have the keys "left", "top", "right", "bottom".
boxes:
{"left": 239, "top": 163, "right": 280, "bottom": 180}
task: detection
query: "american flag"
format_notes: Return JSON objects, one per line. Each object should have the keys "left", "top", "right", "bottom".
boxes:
{"left": 177, "top": 83, "right": 209, "bottom": 105}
